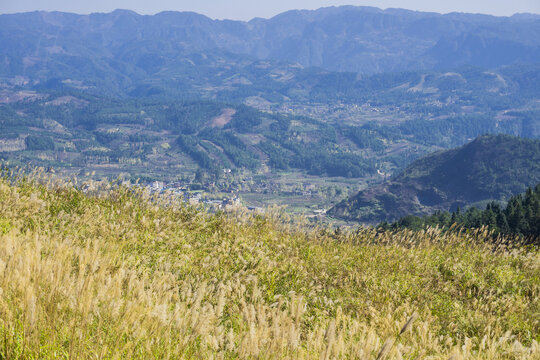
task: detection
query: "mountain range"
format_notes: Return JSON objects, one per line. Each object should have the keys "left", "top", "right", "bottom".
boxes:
{"left": 1, "top": 6, "right": 540, "bottom": 86}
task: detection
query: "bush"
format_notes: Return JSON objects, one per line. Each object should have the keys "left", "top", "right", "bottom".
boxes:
{"left": 25, "top": 135, "right": 55, "bottom": 151}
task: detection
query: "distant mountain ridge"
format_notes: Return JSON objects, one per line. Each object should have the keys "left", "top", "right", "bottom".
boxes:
{"left": 1, "top": 6, "right": 540, "bottom": 82}
{"left": 329, "top": 135, "right": 540, "bottom": 223}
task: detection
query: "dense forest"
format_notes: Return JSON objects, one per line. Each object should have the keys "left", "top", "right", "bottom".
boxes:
{"left": 380, "top": 184, "right": 540, "bottom": 241}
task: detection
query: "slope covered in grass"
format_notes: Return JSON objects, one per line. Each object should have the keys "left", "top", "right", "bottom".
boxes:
{"left": 0, "top": 172, "right": 539, "bottom": 359}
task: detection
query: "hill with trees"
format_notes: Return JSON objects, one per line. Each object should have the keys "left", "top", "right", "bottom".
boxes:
{"left": 329, "top": 135, "right": 540, "bottom": 223}
{"left": 382, "top": 183, "right": 540, "bottom": 241}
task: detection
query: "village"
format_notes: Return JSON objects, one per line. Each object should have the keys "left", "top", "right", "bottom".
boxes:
{"left": 143, "top": 178, "right": 264, "bottom": 213}
{"left": 138, "top": 169, "right": 338, "bottom": 218}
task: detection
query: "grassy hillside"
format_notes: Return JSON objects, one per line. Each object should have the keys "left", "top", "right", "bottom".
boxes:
{"left": 330, "top": 135, "right": 540, "bottom": 223}
{"left": 0, "top": 170, "right": 538, "bottom": 358}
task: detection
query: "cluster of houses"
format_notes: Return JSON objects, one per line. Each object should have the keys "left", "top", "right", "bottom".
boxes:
{"left": 145, "top": 180, "right": 247, "bottom": 211}
{"left": 143, "top": 179, "right": 330, "bottom": 216}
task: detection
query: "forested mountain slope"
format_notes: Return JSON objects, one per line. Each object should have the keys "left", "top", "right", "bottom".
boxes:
{"left": 1, "top": 7, "right": 540, "bottom": 213}
{"left": 329, "top": 135, "right": 540, "bottom": 223}
{"left": 384, "top": 183, "right": 540, "bottom": 241}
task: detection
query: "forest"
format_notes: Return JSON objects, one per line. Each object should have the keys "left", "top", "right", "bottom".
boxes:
{"left": 381, "top": 184, "right": 540, "bottom": 241}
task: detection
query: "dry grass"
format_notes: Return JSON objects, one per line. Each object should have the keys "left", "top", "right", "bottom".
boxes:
{"left": 0, "top": 170, "right": 538, "bottom": 359}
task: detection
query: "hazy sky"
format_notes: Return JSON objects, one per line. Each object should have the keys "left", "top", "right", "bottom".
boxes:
{"left": 1, "top": 0, "right": 539, "bottom": 19}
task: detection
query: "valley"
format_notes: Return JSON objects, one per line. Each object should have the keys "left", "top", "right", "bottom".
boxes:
{"left": 0, "top": 7, "right": 540, "bottom": 219}
{"left": 1, "top": 61, "right": 539, "bottom": 217}
{"left": 0, "top": 5, "right": 539, "bottom": 359}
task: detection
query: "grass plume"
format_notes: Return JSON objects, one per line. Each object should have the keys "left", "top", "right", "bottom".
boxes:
{"left": 0, "top": 170, "right": 538, "bottom": 358}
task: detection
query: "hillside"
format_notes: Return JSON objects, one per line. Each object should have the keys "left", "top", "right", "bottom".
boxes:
{"left": 329, "top": 135, "right": 540, "bottom": 223}
{"left": 0, "top": 96, "right": 376, "bottom": 178}
{"left": 0, "top": 172, "right": 538, "bottom": 358}
{"left": 2, "top": 65, "right": 540, "bottom": 177}
{"left": 384, "top": 183, "right": 540, "bottom": 240}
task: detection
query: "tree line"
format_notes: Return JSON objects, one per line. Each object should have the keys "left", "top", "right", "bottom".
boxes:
{"left": 380, "top": 184, "right": 540, "bottom": 242}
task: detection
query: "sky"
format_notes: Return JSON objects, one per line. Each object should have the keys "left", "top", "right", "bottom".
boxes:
{"left": 1, "top": 0, "right": 539, "bottom": 20}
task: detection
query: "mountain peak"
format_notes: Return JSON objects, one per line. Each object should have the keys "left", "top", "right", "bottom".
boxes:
{"left": 110, "top": 9, "right": 139, "bottom": 16}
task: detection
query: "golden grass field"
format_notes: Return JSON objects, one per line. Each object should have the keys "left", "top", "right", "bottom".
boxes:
{"left": 0, "top": 171, "right": 538, "bottom": 359}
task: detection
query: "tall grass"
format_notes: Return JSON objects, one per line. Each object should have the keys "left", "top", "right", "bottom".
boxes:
{"left": 0, "top": 170, "right": 538, "bottom": 358}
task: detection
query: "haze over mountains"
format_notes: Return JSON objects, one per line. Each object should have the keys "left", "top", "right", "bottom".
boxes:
{"left": 1, "top": 6, "right": 540, "bottom": 82}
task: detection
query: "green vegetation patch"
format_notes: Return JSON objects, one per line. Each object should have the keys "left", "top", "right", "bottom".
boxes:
{"left": 25, "top": 135, "right": 55, "bottom": 151}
